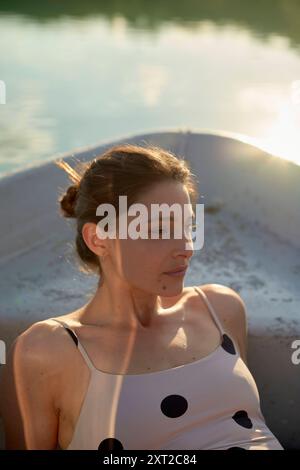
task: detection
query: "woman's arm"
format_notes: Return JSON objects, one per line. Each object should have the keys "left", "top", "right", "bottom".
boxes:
{"left": 201, "top": 284, "right": 248, "bottom": 365}
{"left": 226, "top": 288, "right": 248, "bottom": 365}
{"left": 0, "top": 323, "right": 60, "bottom": 449}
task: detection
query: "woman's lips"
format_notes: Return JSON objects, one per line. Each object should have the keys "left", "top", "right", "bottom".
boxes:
{"left": 163, "top": 267, "right": 188, "bottom": 276}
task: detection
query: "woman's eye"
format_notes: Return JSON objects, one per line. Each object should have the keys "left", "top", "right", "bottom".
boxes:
{"left": 147, "top": 222, "right": 198, "bottom": 238}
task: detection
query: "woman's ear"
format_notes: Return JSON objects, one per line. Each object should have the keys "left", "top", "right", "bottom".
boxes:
{"left": 82, "top": 222, "right": 108, "bottom": 258}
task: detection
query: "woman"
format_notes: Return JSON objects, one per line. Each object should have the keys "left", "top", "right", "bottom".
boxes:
{"left": 0, "top": 144, "right": 283, "bottom": 450}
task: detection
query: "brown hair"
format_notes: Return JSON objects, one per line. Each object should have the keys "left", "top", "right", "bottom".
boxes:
{"left": 55, "top": 144, "right": 199, "bottom": 277}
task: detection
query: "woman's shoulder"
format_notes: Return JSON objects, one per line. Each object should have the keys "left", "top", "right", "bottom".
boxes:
{"left": 8, "top": 313, "right": 80, "bottom": 375}
{"left": 200, "top": 283, "right": 248, "bottom": 325}
{"left": 200, "top": 283, "right": 246, "bottom": 307}
{"left": 182, "top": 283, "right": 243, "bottom": 308}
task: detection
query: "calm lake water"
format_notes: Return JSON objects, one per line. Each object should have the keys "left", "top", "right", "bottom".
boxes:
{"left": 1, "top": 0, "right": 300, "bottom": 177}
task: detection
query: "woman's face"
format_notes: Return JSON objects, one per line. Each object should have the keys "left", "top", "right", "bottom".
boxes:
{"left": 108, "top": 180, "right": 195, "bottom": 297}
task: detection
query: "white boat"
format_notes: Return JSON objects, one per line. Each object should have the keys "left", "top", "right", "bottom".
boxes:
{"left": 0, "top": 130, "right": 299, "bottom": 450}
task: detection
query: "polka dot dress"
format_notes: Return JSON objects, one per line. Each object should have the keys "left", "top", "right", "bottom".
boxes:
{"left": 51, "top": 287, "right": 284, "bottom": 450}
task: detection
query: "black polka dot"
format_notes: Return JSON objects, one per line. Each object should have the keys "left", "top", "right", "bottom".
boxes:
{"left": 221, "top": 334, "right": 236, "bottom": 355}
{"left": 98, "top": 438, "right": 124, "bottom": 451}
{"left": 227, "top": 446, "right": 247, "bottom": 450}
{"left": 232, "top": 410, "right": 253, "bottom": 429}
{"left": 161, "top": 394, "right": 188, "bottom": 418}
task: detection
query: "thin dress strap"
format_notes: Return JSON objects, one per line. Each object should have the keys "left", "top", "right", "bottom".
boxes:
{"left": 193, "top": 286, "right": 226, "bottom": 335}
{"left": 50, "top": 318, "right": 96, "bottom": 372}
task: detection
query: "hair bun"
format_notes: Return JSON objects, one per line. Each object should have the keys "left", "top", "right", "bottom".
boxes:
{"left": 60, "top": 184, "right": 78, "bottom": 218}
